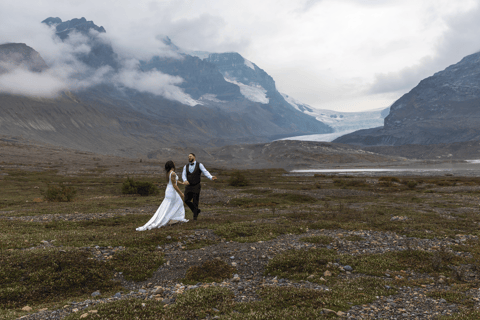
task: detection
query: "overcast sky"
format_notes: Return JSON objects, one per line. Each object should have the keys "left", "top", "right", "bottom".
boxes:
{"left": 2, "top": 0, "right": 480, "bottom": 111}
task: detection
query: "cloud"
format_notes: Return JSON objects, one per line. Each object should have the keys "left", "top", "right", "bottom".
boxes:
{"left": 113, "top": 59, "right": 196, "bottom": 105}
{"left": 0, "top": 68, "right": 66, "bottom": 97}
{"left": 1, "top": 0, "right": 480, "bottom": 111}
{"left": 0, "top": 24, "right": 112, "bottom": 97}
{"left": 0, "top": 15, "right": 195, "bottom": 102}
{"left": 369, "top": 1, "right": 480, "bottom": 94}
{"left": 369, "top": 56, "right": 435, "bottom": 94}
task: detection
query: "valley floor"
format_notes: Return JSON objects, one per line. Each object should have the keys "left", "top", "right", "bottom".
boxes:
{"left": 1, "top": 140, "right": 480, "bottom": 319}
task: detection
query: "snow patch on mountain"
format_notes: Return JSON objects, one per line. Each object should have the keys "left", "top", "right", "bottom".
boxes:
{"left": 225, "top": 78, "right": 269, "bottom": 104}
{"left": 199, "top": 94, "right": 223, "bottom": 103}
{"left": 244, "top": 58, "right": 255, "bottom": 70}
{"left": 282, "top": 94, "right": 314, "bottom": 112}
{"left": 181, "top": 95, "right": 202, "bottom": 107}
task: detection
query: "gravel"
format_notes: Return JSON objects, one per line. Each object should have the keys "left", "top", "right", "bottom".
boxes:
{"left": 16, "top": 228, "right": 480, "bottom": 320}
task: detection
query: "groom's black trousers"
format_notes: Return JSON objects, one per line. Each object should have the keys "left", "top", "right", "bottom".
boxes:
{"left": 185, "top": 191, "right": 200, "bottom": 218}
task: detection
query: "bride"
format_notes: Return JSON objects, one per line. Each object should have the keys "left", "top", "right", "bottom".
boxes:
{"left": 136, "top": 160, "right": 188, "bottom": 231}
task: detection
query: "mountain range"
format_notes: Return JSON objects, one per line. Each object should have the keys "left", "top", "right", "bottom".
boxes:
{"left": 3, "top": 16, "right": 477, "bottom": 158}
{"left": 335, "top": 50, "right": 480, "bottom": 146}
{"left": 0, "top": 17, "right": 333, "bottom": 157}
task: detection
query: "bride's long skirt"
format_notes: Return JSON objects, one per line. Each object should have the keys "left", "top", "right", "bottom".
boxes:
{"left": 136, "top": 184, "right": 187, "bottom": 231}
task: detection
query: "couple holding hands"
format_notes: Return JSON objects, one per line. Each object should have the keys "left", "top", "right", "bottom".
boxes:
{"left": 136, "top": 153, "right": 217, "bottom": 231}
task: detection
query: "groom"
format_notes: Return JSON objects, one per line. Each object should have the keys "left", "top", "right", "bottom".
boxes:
{"left": 182, "top": 153, "right": 217, "bottom": 220}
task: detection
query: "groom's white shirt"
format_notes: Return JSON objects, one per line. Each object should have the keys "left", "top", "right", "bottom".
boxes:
{"left": 182, "top": 161, "right": 213, "bottom": 182}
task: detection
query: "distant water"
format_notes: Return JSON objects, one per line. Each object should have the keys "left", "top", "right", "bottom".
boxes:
{"left": 291, "top": 168, "right": 450, "bottom": 173}
{"left": 466, "top": 160, "right": 480, "bottom": 163}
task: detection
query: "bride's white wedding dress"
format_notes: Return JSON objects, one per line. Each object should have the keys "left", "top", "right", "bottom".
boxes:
{"left": 136, "top": 171, "right": 188, "bottom": 231}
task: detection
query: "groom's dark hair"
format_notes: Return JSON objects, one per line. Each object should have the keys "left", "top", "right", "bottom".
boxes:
{"left": 189, "top": 153, "right": 196, "bottom": 157}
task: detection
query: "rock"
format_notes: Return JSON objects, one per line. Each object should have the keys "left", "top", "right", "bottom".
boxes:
{"left": 337, "top": 310, "right": 346, "bottom": 316}
{"left": 232, "top": 262, "right": 237, "bottom": 267}
{"left": 390, "top": 216, "right": 409, "bottom": 221}
{"left": 307, "top": 275, "right": 315, "bottom": 279}
{"left": 91, "top": 290, "right": 101, "bottom": 297}
{"left": 113, "top": 292, "right": 122, "bottom": 298}
{"left": 80, "top": 313, "right": 89, "bottom": 319}
{"left": 323, "top": 308, "right": 337, "bottom": 315}
{"left": 72, "top": 308, "right": 79, "bottom": 313}
{"left": 139, "top": 289, "right": 147, "bottom": 293}
{"left": 167, "top": 236, "right": 172, "bottom": 239}
{"left": 324, "top": 270, "right": 332, "bottom": 277}
{"left": 22, "top": 306, "right": 32, "bottom": 312}
{"left": 344, "top": 265, "right": 353, "bottom": 272}
{"left": 230, "top": 256, "right": 235, "bottom": 259}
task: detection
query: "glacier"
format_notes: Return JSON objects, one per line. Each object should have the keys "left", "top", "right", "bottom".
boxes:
{"left": 281, "top": 93, "right": 389, "bottom": 142}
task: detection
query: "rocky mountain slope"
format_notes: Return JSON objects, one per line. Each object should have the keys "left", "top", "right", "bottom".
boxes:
{"left": 0, "top": 43, "right": 48, "bottom": 73}
{"left": 335, "top": 51, "right": 480, "bottom": 146}
{"left": 0, "top": 17, "right": 332, "bottom": 157}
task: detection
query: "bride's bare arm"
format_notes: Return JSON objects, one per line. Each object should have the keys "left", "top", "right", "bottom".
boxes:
{"left": 171, "top": 173, "right": 184, "bottom": 200}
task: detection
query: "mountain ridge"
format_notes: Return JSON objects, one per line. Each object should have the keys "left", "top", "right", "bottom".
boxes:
{"left": 334, "top": 50, "right": 480, "bottom": 146}
{"left": 0, "top": 17, "right": 332, "bottom": 157}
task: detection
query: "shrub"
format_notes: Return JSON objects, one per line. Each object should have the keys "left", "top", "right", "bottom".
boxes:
{"left": 121, "top": 177, "right": 137, "bottom": 194}
{"left": 265, "top": 248, "right": 338, "bottom": 281}
{"left": 64, "top": 299, "right": 167, "bottom": 320}
{"left": 44, "top": 185, "right": 77, "bottom": 202}
{"left": 228, "top": 171, "right": 249, "bottom": 187}
{"left": 379, "top": 176, "right": 400, "bottom": 183}
{"left": 0, "top": 249, "right": 119, "bottom": 309}
{"left": 333, "top": 179, "right": 366, "bottom": 188}
{"left": 108, "top": 248, "right": 165, "bottom": 281}
{"left": 121, "top": 178, "right": 158, "bottom": 196}
{"left": 407, "top": 181, "right": 418, "bottom": 189}
{"left": 185, "top": 259, "right": 236, "bottom": 283}
{"left": 135, "top": 181, "right": 159, "bottom": 196}
{"left": 174, "top": 286, "right": 235, "bottom": 319}
{"left": 214, "top": 221, "right": 303, "bottom": 242}
{"left": 64, "top": 287, "right": 235, "bottom": 320}
{"left": 344, "top": 235, "right": 365, "bottom": 242}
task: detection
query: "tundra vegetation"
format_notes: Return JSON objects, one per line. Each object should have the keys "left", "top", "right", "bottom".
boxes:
{"left": 1, "top": 167, "right": 480, "bottom": 319}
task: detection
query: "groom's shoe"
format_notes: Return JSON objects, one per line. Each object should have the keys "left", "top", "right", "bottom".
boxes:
{"left": 197, "top": 209, "right": 201, "bottom": 216}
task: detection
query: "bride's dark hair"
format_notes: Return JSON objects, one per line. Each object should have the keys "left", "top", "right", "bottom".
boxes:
{"left": 165, "top": 160, "right": 175, "bottom": 182}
